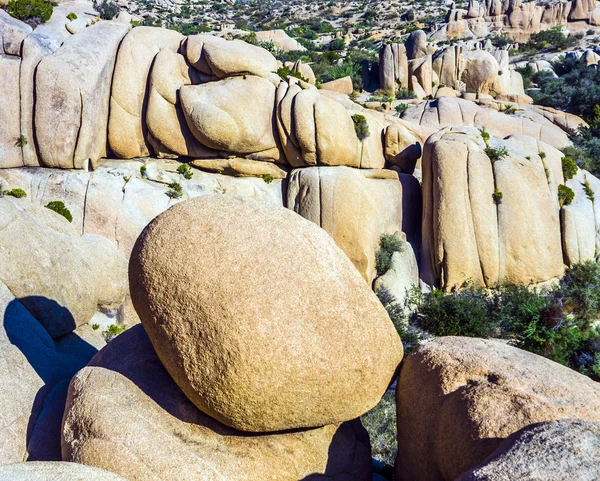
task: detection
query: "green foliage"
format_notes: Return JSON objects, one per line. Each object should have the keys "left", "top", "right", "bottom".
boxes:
{"left": 45, "top": 201, "right": 73, "bottom": 222}
{"left": 512, "top": 26, "right": 578, "bottom": 55}
{"left": 166, "top": 182, "right": 183, "bottom": 199}
{"left": 276, "top": 66, "right": 309, "bottom": 83}
{"left": 66, "top": 11, "right": 77, "bottom": 20}
{"left": 360, "top": 389, "right": 397, "bottom": 469}
{"left": 584, "top": 179, "right": 595, "bottom": 201}
{"left": 503, "top": 104, "right": 517, "bottom": 115}
{"left": 328, "top": 38, "right": 345, "bottom": 51}
{"left": 479, "top": 127, "right": 491, "bottom": 144}
{"left": 409, "top": 262, "right": 600, "bottom": 379}
{"left": 395, "top": 103, "right": 409, "bottom": 116}
{"left": 492, "top": 189, "right": 503, "bottom": 205}
{"left": 15, "top": 135, "right": 27, "bottom": 147}
{"left": 103, "top": 323, "right": 127, "bottom": 342}
{"left": 351, "top": 114, "right": 370, "bottom": 141}
{"left": 261, "top": 173, "right": 274, "bottom": 184}
{"left": 7, "top": 0, "right": 53, "bottom": 27}
{"left": 562, "top": 155, "right": 578, "bottom": 180}
{"left": 396, "top": 87, "right": 416, "bottom": 100}
{"left": 485, "top": 145, "right": 509, "bottom": 162}
{"left": 375, "top": 234, "right": 403, "bottom": 276}
{"left": 91, "top": 323, "right": 100, "bottom": 330}
{"left": 558, "top": 184, "right": 575, "bottom": 206}
{"left": 377, "top": 286, "right": 421, "bottom": 353}
{"left": 177, "top": 163, "right": 193, "bottom": 179}
{"left": 93, "top": 0, "right": 119, "bottom": 20}
{"left": 3, "top": 188, "right": 27, "bottom": 198}
{"left": 140, "top": 164, "right": 147, "bottom": 177}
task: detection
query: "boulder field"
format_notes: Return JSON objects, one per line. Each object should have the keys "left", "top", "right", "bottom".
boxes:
{"left": 1, "top": 4, "right": 600, "bottom": 481}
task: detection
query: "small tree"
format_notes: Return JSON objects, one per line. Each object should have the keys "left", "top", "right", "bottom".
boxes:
{"left": 6, "top": 0, "right": 53, "bottom": 28}
{"left": 93, "top": 0, "right": 119, "bottom": 20}
{"left": 351, "top": 114, "right": 370, "bottom": 141}
{"left": 558, "top": 184, "right": 575, "bottom": 207}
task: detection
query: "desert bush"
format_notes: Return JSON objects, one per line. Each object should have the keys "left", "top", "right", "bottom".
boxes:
{"left": 3, "top": 188, "right": 27, "bottom": 198}
{"left": 396, "top": 87, "right": 416, "bottom": 99}
{"left": 395, "top": 103, "right": 409, "bottom": 116}
{"left": 93, "top": 0, "right": 119, "bottom": 20}
{"left": 15, "top": 135, "right": 27, "bottom": 147}
{"left": 492, "top": 189, "right": 503, "bottom": 205}
{"left": 177, "top": 163, "right": 193, "bottom": 179}
{"left": 558, "top": 184, "right": 575, "bottom": 206}
{"left": 479, "top": 127, "right": 490, "bottom": 144}
{"left": 261, "top": 174, "right": 274, "bottom": 184}
{"left": 351, "top": 114, "right": 370, "bottom": 141}
{"left": 562, "top": 155, "right": 578, "bottom": 180}
{"left": 6, "top": 0, "right": 53, "bottom": 27}
{"left": 103, "top": 323, "right": 127, "bottom": 342}
{"left": 360, "top": 389, "right": 397, "bottom": 469}
{"left": 375, "top": 233, "right": 403, "bottom": 275}
{"left": 45, "top": 201, "right": 73, "bottom": 222}
{"left": 66, "top": 11, "right": 77, "bottom": 20}
{"left": 276, "top": 66, "right": 309, "bottom": 83}
{"left": 166, "top": 182, "right": 183, "bottom": 199}
{"left": 584, "top": 179, "right": 595, "bottom": 201}
{"left": 485, "top": 145, "right": 509, "bottom": 162}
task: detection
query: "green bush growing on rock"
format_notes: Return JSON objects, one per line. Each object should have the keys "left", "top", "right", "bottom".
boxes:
{"left": 276, "top": 66, "right": 309, "bottom": 83}
{"left": 584, "top": 179, "right": 595, "bottom": 201}
{"left": 102, "top": 324, "right": 127, "bottom": 342}
{"left": 562, "top": 156, "right": 578, "bottom": 180}
{"left": 503, "top": 104, "right": 517, "bottom": 115}
{"left": 492, "top": 189, "right": 503, "bottom": 205}
{"left": 3, "top": 188, "right": 27, "bottom": 198}
{"left": 140, "top": 164, "right": 147, "bottom": 178}
{"left": 395, "top": 103, "right": 409, "bottom": 116}
{"left": 66, "top": 11, "right": 77, "bottom": 20}
{"left": 479, "top": 127, "right": 490, "bottom": 145}
{"left": 377, "top": 285, "right": 420, "bottom": 353}
{"left": 485, "top": 145, "right": 509, "bottom": 163}
{"left": 261, "top": 174, "right": 274, "bottom": 184}
{"left": 351, "top": 114, "right": 370, "bottom": 141}
{"left": 177, "top": 163, "right": 193, "bottom": 180}
{"left": 15, "top": 135, "right": 28, "bottom": 147}
{"left": 396, "top": 87, "right": 416, "bottom": 100}
{"left": 375, "top": 234, "right": 403, "bottom": 276}
{"left": 7, "top": 0, "right": 53, "bottom": 27}
{"left": 558, "top": 184, "right": 575, "bottom": 206}
{"left": 45, "top": 201, "right": 73, "bottom": 223}
{"left": 92, "top": 0, "right": 119, "bottom": 20}
{"left": 360, "top": 389, "right": 397, "bottom": 470}
{"left": 166, "top": 182, "right": 183, "bottom": 199}
{"left": 91, "top": 323, "right": 100, "bottom": 330}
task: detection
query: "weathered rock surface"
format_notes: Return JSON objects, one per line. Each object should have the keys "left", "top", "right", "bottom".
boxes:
{"left": 0, "top": 54, "right": 22, "bottom": 168}
{"left": 108, "top": 27, "right": 184, "bottom": 159}
{"left": 256, "top": 29, "right": 306, "bottom": 52}
{"left": 35, "top": 21, "right": 129, "bottom": 169}
{"left": 455, "top": 419, "right": 600, "bottom": 481}
{"left": 421, "top": 128, "right": 564, "bottom": 289}
{"left": 396, "top": 337, "right": 600, "bottom": 481}
{"left": 287, "top": 166, "right": 415, "bottom": 284}
{"left": 0, "top": 462, "right": 127, "bottom": 480}
{"left": 62, "top": 325, "right": 373, "bottom": 481}
{"left": 0, "top": 10, "right": 31, "bottom": 56}
{"left": 129, "top": 195, "right": 402, "bottom": 432}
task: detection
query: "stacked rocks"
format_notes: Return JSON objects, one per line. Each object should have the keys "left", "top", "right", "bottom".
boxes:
{"left": 62, "top": 195, "right": 404, "bottom": 480}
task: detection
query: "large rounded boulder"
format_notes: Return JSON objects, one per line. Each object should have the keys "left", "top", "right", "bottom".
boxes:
{"left": 129, "top": 195, "right": 402, "bottom": 432}
{"left": 395, "top": 337, "right": 600, "bottom": 481}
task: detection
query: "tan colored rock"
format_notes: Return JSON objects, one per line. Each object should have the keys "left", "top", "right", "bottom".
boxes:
{"left": 408, "top": 55, "right": 433, "bottom": 96}
{"left": 0, "top": 54, "right": 22, "bottom": 168}
{"left": 185, "top": 34, "right": 277, "bottom": 79}
{"left": 373, "top": 239, "right": 419, "bottom": 307}
{"left": 455, "top": 420, "right": 600, "bottom": 481}
{"left": 146, "top": 49, "right": 218, "bottom": 159}
{"left": 405, "top": 30, "right": 428, "bottom": 60}
{"left": 0, "top": 462, "right": 127, "bottom": 480}
{"left": 396, "top": 337, "right": 600, "bottom": 481}
{"left": 384, "top": 122, "right": 422, "bottom": 174}
{"left": 191, "top": 158, "right": 287, "bottom": 178}
{"left": 379, "top": 43, "right": 408, "bottom": 93}
{"left": 180, "top": 76, "right": 280, "bottom": 159}
{"left": 420, "top": 128, "right": 564, "bottom": 289}
{"left": 256, "top": 29, "right": 306, "bottom": 52}
{"left": 569, "top": 0, "right": 595, "bottom": 20}
{"left": 590, "top": 5, "right": 600, "bottom": 25}
{"left": 63, "top": 325, "right": 373, "bottom": 481}
{"left": 320, "top": 75, "right": 353, "bottom": 95}
{"left": 461, "top": 50, "right": 500, "bottom": 95}
{"left": 0, "top": 9, "right": 32, "bottom": 56}
{"left": 435, "top": 86, "right": 460, "bottom": 98}
{"left": 359, "top": 111, "right": 388, "bottom": 169}
{"left": 287, "top": 166, "right": 407, "bottom": 284}
{"left": 108, "top": 27, "right": 184, "bottom": 159}
{"left": 129, "top": 195, "right": 403, "bottom": 432}
{"left": 65, "top": 18, "right": 88, "bottom": 34}
{"left": 36, "top": 21, "right": 129, "bottom": 169}
{"left": 286, "top": 59, "right": 316, "bottom": 84}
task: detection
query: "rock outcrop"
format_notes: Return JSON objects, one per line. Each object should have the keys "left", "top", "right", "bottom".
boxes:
{"left": 455, "top": 420, "right": 600, "bottom": 481}
{"left": 62, "top": 325, "right": 373, "bottom": 481}
{"left": 396, "top": 337, "right": 600, "bottom": 481}
{"left": 129, "top": 195, "right": 403, "bottom": 432}
{"left": 0, "top": 462, "right": 127, "bottom": 480}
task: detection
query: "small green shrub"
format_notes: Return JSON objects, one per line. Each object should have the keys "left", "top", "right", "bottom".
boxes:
{"left": 4, "top": 188, "right": 27, "bottom": 198}
{"left": 492, "top": 189, "right": 503, "bottom": 205}
{"left": 261, "top": 173, "right": 274, "bottom": 184}
{"left": 45, "top": 201, "right": 73, "bottom": 222}
{"left": 377, "top": 286, "right": 421, "bottom": 353}
{"left": 562, "top": 156, "right": 578, "bottom": 180}
{"left": 66, "top": 11, "right": 77, "bottom": 20}
{"left": 558, "top": 184, "right": 575, "bottom": 206}
{"left": 351, "top": 114, "right": 370, "bottom": 141}
{"left": 7, "top": 0, "right": 53, "bottom": 27}
{"left": 93, "top": 0, "right": 119, "bottom": 19}
{"left": 91, "top": 323, "right": 100, "bottom": 330}
{"left": 177, "top": 163, "right": 193, "bottom": 179}
{"left": 140, "top": 164, "right": 147, "bottom": 177}
{"left": 584, "top": 179, "right": 595, "bottom": 201}
{"left": 485, "top": 146, "right": 509, "bottom": 162}
{"left": 276, "top": 66, "right": 309, "bottom": 83}
{"left": 166, "top": 181, "right": 183, "bottom": 199}
{"left": 479, "top": 127, "right": 490, "bottom": 144}
{"left": 539, "top": 151, "right": 547, "bottom": 160}
{"left": 395, "top": 103, "right": 409, "bottom": 116}
{"left": 396, "top": 87, "right": 416, "bottom": 100}
{"left": 15, "top": 135, "right": 28, "bottom": 147}
{"left": 503, "top": 104, "right": 517, "bottom": 115}
{"left": 360, "top": 389, "right": 397, "bottom": 469}
{"left": 102, "top": 324, "right": 127, "bottom": 342}
{"left": 375, "top": 233, "right": 403, "bottom": 276}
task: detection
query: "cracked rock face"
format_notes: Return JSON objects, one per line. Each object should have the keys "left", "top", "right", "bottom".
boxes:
{"left": 62, "top": 325, "right": 373, "bottom": 481}
{"left": 0, "top": 462, "right": 128, "bottom": 480}
{"left": 395, "top": 337, "right": 600, "bottom": 481}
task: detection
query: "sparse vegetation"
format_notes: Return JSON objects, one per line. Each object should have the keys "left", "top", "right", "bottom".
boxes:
{"left": 15, "top": 135, "right": 28, "bottom": 148}
{"left": 261, "top": 173, "right": 274, "bottom": 184}
{"left": 91, "top": 323, "right": 100, "bottom": 330}
{"left": 558, "top": 184, "right": 575, "bottom": 206}
{"left": 166, "top": 181, "right": 183, "bottom": 199}
{"left": 503, "top": 104, "right": 517, "bottom": 115}
{"left": 375, "top": 233, "right": 403, "bottom": 276}
{"left": 396, "top": 88, "right": 416, "bottom": 100}
{"left": 360, "top": 389, "right": 397, "bottom": 470}
{"left": 485, "top": 145, "right": 509, "bottom": 162}
{"left": 277, "top": 66, "right": 309, "bottom": 83}
{"left": 67, "top": 11, "right": 77, "bottom": 20}
{"left": 395, "top": 103, "right": 409, "bottom": 116}
{"left": 177, "top": 163, "right": 193, "bottom": 180}
{"left": 492, "top": 189, "right": 503, "bottom": 205}
{"left": 479, "top": 127, "right": 490, "bottom": 144}
{"left": 102, "top": 323, "right": 127, "bottom": 342}
{"left": 6, "top": 0, "right": 53, "bottom": 27}
{"left": 562, "top": 156, "right": 578, "bottom": 180}
{"left": 3, "top": 188, "right": 27, "bottom": 198}
{"left": 584, "top": 179, "right": 595, "bottom": 201}
{"left": 93, "top": 0, "right": 119, "bottom": 20}
{"left": 351, "top": 114, "right": 370, "bottom": 141}
{"left": 45, "top": 201, "right": 73, "bottom": 223}
{"left": 140, "top": 164, "right": 147, "bottom": 178}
